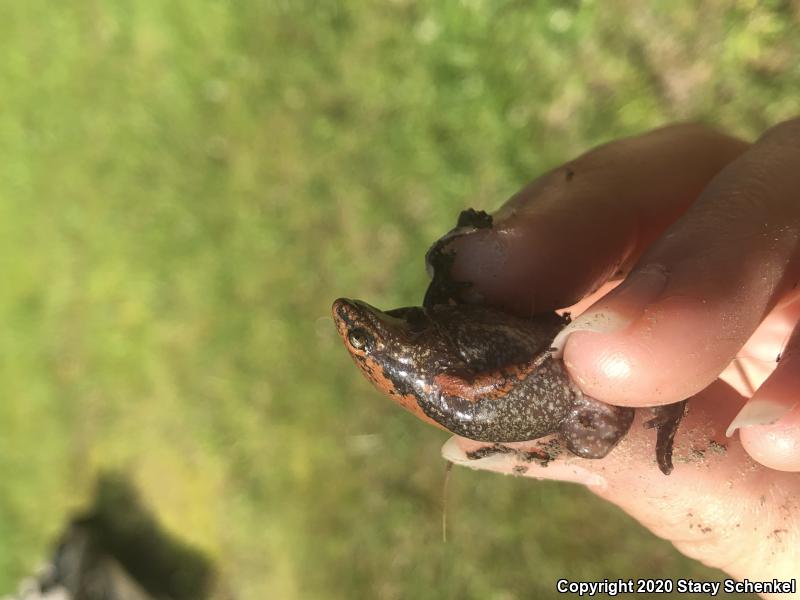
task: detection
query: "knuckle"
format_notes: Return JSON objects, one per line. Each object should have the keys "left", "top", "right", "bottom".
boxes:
{"left": 701, "top": 159, "right": 774, "bottom": 219}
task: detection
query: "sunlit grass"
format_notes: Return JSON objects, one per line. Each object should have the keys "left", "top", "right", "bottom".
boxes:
{"left": 0, "top": 1, "right": 797, "bottom": 597}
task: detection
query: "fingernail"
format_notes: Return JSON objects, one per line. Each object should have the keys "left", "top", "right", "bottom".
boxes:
{"left": 551, "top": 265, "right": 669, "bottom": 359}
{"left": 725, "top": 396, "right": 798, "bottom": 437}
{"left": 550, "top": 310, "right": 632, "bottom": 359}
{"left": 440, "top": 438, "right": 608, "bottom": 488}
{"left": 440, "top": 437, "right": 510, "bottom": 470}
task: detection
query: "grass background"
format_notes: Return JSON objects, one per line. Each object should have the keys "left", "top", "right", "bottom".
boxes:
{"left": 0, "top": 1, "right": 798, "bottom": 598}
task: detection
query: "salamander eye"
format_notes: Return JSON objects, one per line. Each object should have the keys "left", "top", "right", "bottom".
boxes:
{"left": 348, "top": 328, "right": 373, "bottom": 351}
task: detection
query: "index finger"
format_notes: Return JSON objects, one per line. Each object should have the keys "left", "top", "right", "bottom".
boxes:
{"left": 442, "top": 123, "right": 749, "bottom": 315}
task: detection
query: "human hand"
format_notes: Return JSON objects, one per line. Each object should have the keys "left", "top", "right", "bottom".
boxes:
{"left": 436, "top": 121, "right": 800, "bottom": 593}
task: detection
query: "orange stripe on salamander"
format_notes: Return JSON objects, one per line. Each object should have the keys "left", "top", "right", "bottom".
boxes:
{"left": 433, "top": 360, "right": 540, "bottom": 404}
{"left": 351, "top": 353, "right": 445, "bottom": 431}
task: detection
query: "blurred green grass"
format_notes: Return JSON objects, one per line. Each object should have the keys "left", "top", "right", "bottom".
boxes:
{"left": 0, "top": 1, "right": 797, "bottom": 598}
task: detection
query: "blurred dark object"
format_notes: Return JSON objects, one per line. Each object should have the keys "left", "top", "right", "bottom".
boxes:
{"left": 5, "top": 474, "right": 215, "bottom": 600}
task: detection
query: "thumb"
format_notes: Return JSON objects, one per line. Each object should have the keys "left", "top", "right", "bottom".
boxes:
{"left": 441, "top": 380, "right": 799, "bottom": 594}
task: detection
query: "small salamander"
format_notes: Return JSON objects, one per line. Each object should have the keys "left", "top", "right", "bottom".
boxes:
{"left": 333, "top": 209, "right": 686, "bottom": 474}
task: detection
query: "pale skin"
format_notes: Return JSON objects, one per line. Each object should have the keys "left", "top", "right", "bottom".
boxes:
{"left": 439, "top": 119, "right": 800, "bottom": 597}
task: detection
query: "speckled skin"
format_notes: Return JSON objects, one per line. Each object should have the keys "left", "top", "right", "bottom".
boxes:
{"left": 333, "top": 207, "right": 687, "bottom": 475}
{"left": 332, "top": 299, "right": 636, "bottom": 461}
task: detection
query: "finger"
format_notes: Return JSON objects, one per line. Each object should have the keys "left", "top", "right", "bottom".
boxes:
{"left": 732, "top": 319, "right": 800, "bottom": 472}
{"left": 738, "top": 404, "right": 800, "bottom": 472}
{"left": 561, "top": 118, "right": 800, "bottom": 407}
{"left": 443, "top": 123, "right": 748, "bottom": 314}
{"left": 719, "top": 290, "right": 800, "bottom": 396}
{"left": 442, "top": 381, "right": 800, "bottom": 586}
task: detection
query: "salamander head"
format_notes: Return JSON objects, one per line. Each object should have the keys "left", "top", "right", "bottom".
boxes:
{"left": 331, "top": 298, "right": 454, "bottom": 427}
